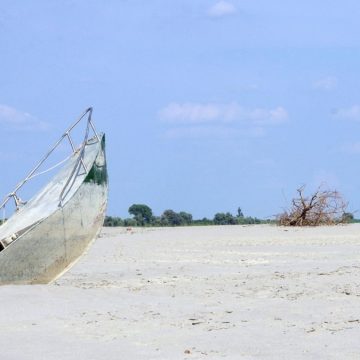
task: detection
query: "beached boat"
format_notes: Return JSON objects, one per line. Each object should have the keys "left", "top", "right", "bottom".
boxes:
{"left": 0, "top": 108, "right": 108, "bottom": 284}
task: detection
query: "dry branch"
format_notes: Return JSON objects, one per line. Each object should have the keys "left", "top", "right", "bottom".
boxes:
{"left": 277, "top": 185, "right": 348, "bottom": 226}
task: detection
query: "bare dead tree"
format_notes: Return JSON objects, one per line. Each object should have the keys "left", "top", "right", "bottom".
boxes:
{"left": 277, "top": 185, "right": 349, "bottom": 226}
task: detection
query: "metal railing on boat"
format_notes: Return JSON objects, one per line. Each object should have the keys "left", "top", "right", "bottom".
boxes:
{"left": 0, "top": 107, "right": 100, "bottom": 223}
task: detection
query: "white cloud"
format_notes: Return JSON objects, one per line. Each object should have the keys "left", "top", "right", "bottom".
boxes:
{"left": 159, "top": 102, "right": 288, "bottom": 126}
{"left": 0, "top": 104, "right": 48, "bottom": 131}
{"left": 159, "top": 103, "right": 221, "bottom": 123}
{"left": 333, "top": 105, "right": 360, "bottom": 121}
{"left": 247, "top": 106, "right": 288, "bottom": 125}
{"left": 207, "top": 1, "right": 237, "bottom": 18}
{"left": 164, "top": 126, "right": 236, "bottom": 139}
{"left": 163, "top": 125, "right": 265, "bottom": 140}
{"left": 159, "top": 102, "right": 288, "bottom": 139}
{"left": 313, "top": 76, "right": 338, "bottom": 91}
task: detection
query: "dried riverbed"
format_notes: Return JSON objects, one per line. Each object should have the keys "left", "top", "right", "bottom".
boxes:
{"left": 1, "top": 225, "right": 360, "bottom": 359}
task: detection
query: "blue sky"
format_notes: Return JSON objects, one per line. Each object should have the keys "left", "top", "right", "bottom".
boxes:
{"left": 1, "top": 0, "right": 360, "bottom": 219}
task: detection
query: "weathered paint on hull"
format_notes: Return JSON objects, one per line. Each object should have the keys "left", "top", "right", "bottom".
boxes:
{"left": 0, "top": 136, "right": 108, "bottom": 284}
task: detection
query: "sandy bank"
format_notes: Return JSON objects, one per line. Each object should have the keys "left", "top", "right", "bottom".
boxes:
{"left": 1, "top": 224, "right": 360, "bottom": 359}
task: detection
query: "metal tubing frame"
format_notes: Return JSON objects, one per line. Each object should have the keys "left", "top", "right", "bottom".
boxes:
{"left": 0, "top": 107, "right": 99, "bottom": 213}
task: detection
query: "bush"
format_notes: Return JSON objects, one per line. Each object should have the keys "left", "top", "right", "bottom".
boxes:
{"left": 277, "top": 185, "right": 348, "bottom": 226}
{"left": 104, "top": 216, "right": 123, "bottom": 227}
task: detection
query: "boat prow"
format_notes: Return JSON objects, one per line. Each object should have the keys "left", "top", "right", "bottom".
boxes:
{"left": 0, "top": 108, "right": 108, "bottom": 284}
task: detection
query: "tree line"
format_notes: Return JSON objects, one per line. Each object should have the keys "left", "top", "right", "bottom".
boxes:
{"left": 104, "top": 204, "right": 269, "bottom": 227}
{"left": 103, "top": 186, "right": 359, "bottom": 228}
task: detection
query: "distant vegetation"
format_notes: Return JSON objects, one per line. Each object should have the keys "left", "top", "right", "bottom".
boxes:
{"left": 103, "top": 195, "right": 359, "bottom": 228}
{"left": 104, "top": 205, "right": 271, "bottom": 227}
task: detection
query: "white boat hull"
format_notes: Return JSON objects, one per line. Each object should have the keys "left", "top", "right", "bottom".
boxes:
{"left": 0, "top": 133, "right": 108, "bottom": 284}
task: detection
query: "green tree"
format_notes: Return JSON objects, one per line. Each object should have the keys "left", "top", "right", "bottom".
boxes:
{"left": 179, "top": 211, "right": 193, "bottom": 225}
{"left": 128, "top": 204, "right": 153, "bottom": 226}
{"left": 214, "top": 212, "right": 226, "bottom": 225}
{"left": 124, "top": 218, "right": 138, "bottom": 227}
{"left": 151, "top": 216, "right": 162, "bottom": 226}
{"left": 237, "top": 207, "right": 244, "bottom": 218}
{"left": 214, "top": 212, "right": 237, "bottom": 225}
{"left": 193, "top": 217, "right": 213, "bottom": 225}
{"left": 342, "top": 212, "right": 354, "bottom": 223}
{"left": 103, "top": 216, "right": 124, "bottom": 227}
{"left": 161, "top": 209, "right": 182, "bottom": 226}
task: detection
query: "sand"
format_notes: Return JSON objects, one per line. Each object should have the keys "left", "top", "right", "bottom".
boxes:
{"left": 1, "top": 224, "right": 360, "bottom": 359}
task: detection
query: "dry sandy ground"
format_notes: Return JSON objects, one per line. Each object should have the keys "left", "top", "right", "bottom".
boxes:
{"left": 1, "top": 224, "right": 360, "bottom": 359}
